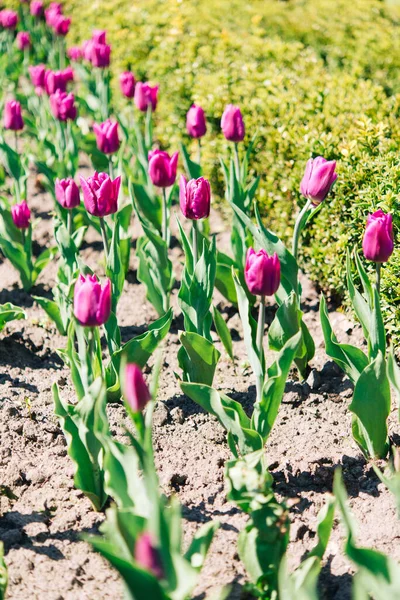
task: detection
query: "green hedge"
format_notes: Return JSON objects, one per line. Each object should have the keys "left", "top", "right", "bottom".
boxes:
{"left": 32, "top": 0, "right": 400, "bottom": 338}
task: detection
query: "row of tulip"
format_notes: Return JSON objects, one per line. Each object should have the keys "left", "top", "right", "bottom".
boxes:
{"left": 1, "top": 3, "right": 400, "bottom": 599}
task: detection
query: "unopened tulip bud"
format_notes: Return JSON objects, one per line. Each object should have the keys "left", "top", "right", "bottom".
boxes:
{"left": 55, "top": 178, "right": 80, "bottom": 209}
{"left": 221, "top": 104, "right": 245, "bottom": 143}
{"left": 186, "top": 104, "right": 206, "bottom": 139}
{"left": 80, "top": 172, "right": 121, "bottom": 218}
{"left": 16, "top": 31, "right": 31, "bottom": 50}
{"left": 11, "top": 201, "right": 31, "bottom": 229}
{"left": 50, "top": 90, "right": 77, "bottom": 121}
{"left": 92, "top": 29, "right": 106, "bottom": 44}
{"left": 30, "top": 1, "right": 44, "bottom": 17}
{"left": 90, "top": 42, "right": 111, "bottom": 68}
{"left": 148, "top": 149, "right": 178, "bottom": 188}
{"left": 67, "top": 46, "right": 82, "bottom": 61}
{"left": 4, "top": 101, "right": 24, "bottom": 131}
{"left": 134, "top": 82, "right": 158, "bottom": 112}
{"left": 362, "top": 210, "right": 394, "bottom": 263}
{"left": 44, "top": 69, "right": 68, "bottom": 95}
{"left": 0, "top": 9, "right": 18, "bottom": 29}
{"left": 44, "top": 3, "right": 61, "bottom": 27}
{"left": 93, "top": 119, "right": 120, "bottom": 154}
{"left": 300, "top": 156, "right": 337, "bottom": 206}
{"left": 120, "top": 71, "right": 136, "bottom": 99}
{"left": 245, "top": 248, "right": 281, "bottom": 297}
{"left": 52, "top": 14, "right": 71, "bottom": 36}
{"left": 74, "top": 274, "right": 111, "bottom": 327}
{"left": 135, "top": 533, "right": 164, "bottom": 579}
{"left": 179, "top": 175, "right": 210, "bottom": 220}
{"left": 123, "top": 364, "right": 151, "bottom": 413}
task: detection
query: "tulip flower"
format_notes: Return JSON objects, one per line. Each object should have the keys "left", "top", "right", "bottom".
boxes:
{"left": 16, "top": 31, "right": 30, "bottom": 51}
{"left": 55, "top": 178, "right": 80, "bottom": 210}
{"left": 52, "top": 14, "right": 71, "bottom": 36}
{"left": 62, "top": 66, "right": 74, "bottom": 83}
{"left": 134, "top": 82, "right": 158, "bottom": 112}
{"left": 44, "top": 3, "right": 61, "bottom": 27}
{"left": 50, "top": 90, "right": 77, "bottom": 121}
{"left": 44, "top": 69, "right": 68, "bottom": 94}
{"left": 11, "top": 201, "right": 31, "bottom": 230}
{"left": 29, "top": 64, "right": 46, "bottom": 95}
{"left": 120, "top": 71, "right": 136, "bottom": 98}
{"left": 134, "top": 533, "right": 164, "bottom": 579}
{"left": 148, "top": 150, "right": 178, "bottom": 188}
{"left": 123, "top": 364, "right": 151, "bottom": 413}
{"left": 0, "top": 9, "right": 18, "bottom": 29}
{"left": 80, "top": 172, "right": 121, "bottom": 218}
{"left": 4, "top": 101, "right": 24, "bottom": 131}
{"left": 179, "top": 175, "right": 211, "bottom": 264}
{"left": 186, "top": 104, "right": 206, "bottom": 139}
{"left": 362, "top": 210, "right": 394, "bottom": 291}
{"left": 245, "top": 248, "right": 281, "bottom": 298}
{"left": 30, "top": 1, "right": 44, "bottom": 17}
{"left": 82, "top": 39, "right": 93, "bottom": 62}
{"left": 90, "top": 42, "right": 111, "bottom": 68}
{"left": 93, "top": 119, "right": 120, "bottom": 154}
{"left": 300, "top": 156, "right": 337, "bottom": 207}
{"left": 92, "top": 29, "right": 107, "bottom": 44}
{"left": 67, "top": 46, "right": 82, "bottom": 61}
{"left": 74, "top": 274, "right": 111, "bottom": 327}
{"left": 221, "top": 104, "right": 245, "bottom": 143}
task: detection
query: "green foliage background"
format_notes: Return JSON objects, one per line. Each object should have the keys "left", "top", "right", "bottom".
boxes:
{"left": 35, "top": 0, "right": 400, "bottom": 337}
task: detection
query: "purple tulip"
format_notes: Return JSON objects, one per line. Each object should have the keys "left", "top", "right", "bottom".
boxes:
{"left": 30, "top": 1, "right": 44, "bottom": 17}
{"left": 52, "top": 14, "right": 71, "bottom": 36}
{"left": 55, "top": 178, "right": 80, "bottom": 210}
{"left": 300, "top": 156, "right": 337, "bottom": 206}
{"left": 120, "top": 71, "right": 136, "bottom": 99}
{"left": 148, "top": 150, "right": 178, "bottom": 188}
{"left": 80, "top": 172, "right": 121, "bottom": 218}
{"left": 93, "top": 119, "right": 120, "bottom": 154}
{"left": 186, "top": 104, "right": 206, "bottom": 139}
{"left": 0, "top": 10, "right": 18, "bottom": 29}
{"left": 82, "top": 39, "right": 93, "bottom": 62}
{"left": 179, "top": 175, "right": 211, "bottom": 220}
{"left": 74, "top": 274, "right": 111, "bottom": 327}
{"left": 123, "top": 364, "right": 151, "bottom": 413}
{"left": 16, "top": 31, "right": 31, "bottom": 50}
{"left": 134, "top": 533, "right": 164, "bottom": 579}
{"left": 221, "top": 104, "right": 245, "bottom": 143}
{"left": 134, "top": 82, "right": 158, "bottom": 112}
{"left": 92, "top": 29, "right": 107, "bottom": 44}
{"left": 62, "top": 66, "right": 74, "bottom": 83}
{"left": 4, "top": 101, "right": 24, "bottom": 131}
{"left": 11, "top": 201, "right": 31, "bottom": 229}
{"left": 362, "top": 210, "right": 394, "bottom": 264}
{"left": 90, "top": 43, "right": 111, "bottom": 68}
{"left": 50, "top": 90, "right": 77, "bottom": 121}
{"left": 44, "top": 69, "right": 68, "bottom": 95}
{"left": 67, "top": 46, "right": 82, "bottom": 61}
{"left": 44, "top": 3, "right": 62, "bottom": 27}
{"left": 245, "top": 248, "right": 281, "bottom": 297}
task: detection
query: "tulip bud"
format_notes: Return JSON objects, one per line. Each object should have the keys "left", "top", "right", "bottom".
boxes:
{"left": 80, "top": 172, "right": 121, "bottom": 218}
{"left": 62, "top": 66, "right": 74, "bottom": 83}
{"left": 92, "top": 29, "right": 106, "bottom": 44}
{"left": 120, "top": 71, "right": 136, "bottom": 99}
{"left": 134, "top": 533, "right": 164, "bottom": 579}
{"left": 362, "top": 210, "right": 394, "bottom": 264}
{"left": 44, "top": 69, "right": 68, "bottom": 95}
{"left": 186, "top": 104, "right": 206, "bottom": 139}
{"left": 90, "top": 42, "right": 111, "bottom": 68}
{"left": 16, "top": 31, "right": 31, "bottom": 51}
{"left": 134, "top": 82, "right": 158, "bottom": 112}
{"left": 52, "top": 14, "right": 71, "bottom": 36}
{"left": 245, "top": 248, "right": 281, "bottom": 297}
{"left": 74, "top": 274, "right": 111, "bottom": 327}
{"left": 67, "top": 46, "right": 82, "bottom": 61}
{"left": 221, "top": 104, "right": 245, "bottom": 143}
{"left": 0, "top": 9, "right": 18, "bottom": 29}
{"left": 123, "top": 364, "right": 151, "bottom": 413}
{"left": 50, "top": 90, "right": 77, "bottom": 121}
{"left": 4, "top": 101, "right": 24, "bottom": 131}
{"left": 300, "top": 156, "right": 337, "bottom": 206}
{"left": 93, "top": 119, "right": 120, "bottom": 154}
{"left": 179, "top": 175, "right": 211, "bottom": 220}
{"left": 148, "top": 150, "right": 178, "bottom": 188}
{"left": 30, "top": 1, "right": 44, "bottom": 17}
{"left": 11, "top": 201, "right": 31, "bottom": 229}
{"left": 44, "top": 3, "right": 61, "bottom": 27}
{"left": 55, "top": 178, "right": 80, "bottom": 210}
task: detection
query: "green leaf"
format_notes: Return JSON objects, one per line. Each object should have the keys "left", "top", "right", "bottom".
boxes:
{"left": 106, "top": 222, "right": 125, "bottom": 312}
{"left": 0, "top": 302, "right": 26, "bottom": 333}
{"left": 0, "top": 542, "right": 7, "bottom": 600}
{"left": 0, "top": 236, "right": 32, "bottom": 290}
{"left": 130, "top": 181, "right": 162, "bottom": 232}
{"left": 178, "top": 332, "right": 221, "bottom": 386}
{"left": 32, "top": 246, "right": 57, "bottom": 284}
{"left": 33, "top": 296, "right": 66, "bottom": 335}
{"left": 184, "top": 521, "right": 219, "bottom": 571}
{"left": 212, "top": 305, "right": 234, "bottom": 360}
{"left": 180, "top": 141, "right": 202, "bottom": 179}
{"left": 215, "top": 252, "right": 237, "bottom": 305}
{"left": 387, "top": 347, "right": 400, "bottom": 420}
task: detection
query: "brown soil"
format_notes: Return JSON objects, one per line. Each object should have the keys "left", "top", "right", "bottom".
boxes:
{"left": 1, "top": 178, "right": 399, "bottom": 600}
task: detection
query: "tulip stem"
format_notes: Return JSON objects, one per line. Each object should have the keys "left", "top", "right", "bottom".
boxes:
{"left": 99, "top": 217, "right": 109, "bottom": 262}
{"left": 234, "top": 143, "right": 240, "bottom": 181}
{"left": 67, "top": 211, "right": 72, "bottom": 237}
{"left": 197, "top": 139, "right": 201, "bottom": 165}
{"left": 292, "top": 198, "right": 312, "bottom": 262}
{"left": 376, "top": 262, "right": 381, "bottom": 295}
{"left": 192, "top": 219, "right": 198, "bottom": 266}
{"left": 14, "top": 132, "right": 18, "bottom": 154}
{"left": 145, "top": 105, "right": 153, "bottom": 150}
{"left": 108, "top": 156, "right": 114, "bottom": 179}
{"left": 255, "top": 295, "right": 266, "bottom": 403}
{"left": 162, "top": 188, "right": 168, "bottom": 245}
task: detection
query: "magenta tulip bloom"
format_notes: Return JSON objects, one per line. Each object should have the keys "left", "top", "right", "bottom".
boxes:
{"left": 148, "top": 150, "right": 178, "bottom": 188}
{"left": 362, "top": 210, "right": 394, "bottom": 264}
{"left": 179, "top": 175, "right": 210, "bottom": 220}
{"left": 50, "top": 90, "right": 77, "bottom": 121}
{"left": 30, "top": 1, "right": 44, "bottom": 17}
{"left": 62, "top": 66, "right": 74, "bottom": 83}
{"left": 186, "top": 104, "right": 206, "bottom": 139}
{"left": 55, "top": 178, "right": 80, "bottom": 210}
{"left": 135, "top": 533, "right": 164, "bottom": 579}
{"left": 44, "top": 69, "right": 68, "bottom": 94}
{"left": 245, "top": 248, "right": 281, "bottom": 297}
{"left": 300, "top": 156, "right": 338, "bottom": 207}
{"left": 221, "top": 104, "right": 245, "bottom": 143}
{"left": 11, "top": 201, "right": 31, "bottom": 229}
{"left": 74, "top": 274, "right": 111, "bottom": 327}
{"left": 92, "top": 29, "right": 106, "bottom": 44}
{"left": 0, "top": 10, "right": 18, "bottom": 29}
{"left": 123, "top": 364, "right": 151, "bottom": 413}
{"left": 67, "top": 46, "right": 82, "bottom": 61}
{"left": 52, "top": 14, "right": 71, "bottom": 36}
{"left": 44, "top": 4, "right": 61, "bottom": 27}
{"left": 16, "top": 31, "right": 31, "bottom": 51}
{"left": 134, "top": 82, "right": 158, "bottom": 112}
{"left": 90, "top": 42, "right": 111, "bottom": 68}
{"left": 80, "top": 172, "right": 121, "bottom": 218}
{"left": 4, "top": 101, "right": 24, "bottom": 131}
{"left": 93, "top": 119, "right": 120, "bottom": 154}
{"left": 120, "top": 71, "right": 136, "bottom": 99}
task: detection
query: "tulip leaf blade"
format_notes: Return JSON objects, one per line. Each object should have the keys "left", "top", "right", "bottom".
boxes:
{"left": 0, "top": 302, "right": 26, "bottom": 333}
{"left": 212, "top": 305, "right": 234, "bottom": 360}
{"left": 180, "top": 141, "right": 202, "bottom": 180}
{"left": 184, "top": 520, "right": 219, "bottom": 571}
{"left": 33, "top": 296, "right": 66, "bottom": 335}
{"left": 178, "top": 332, "right": 221, "bottom": 387}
